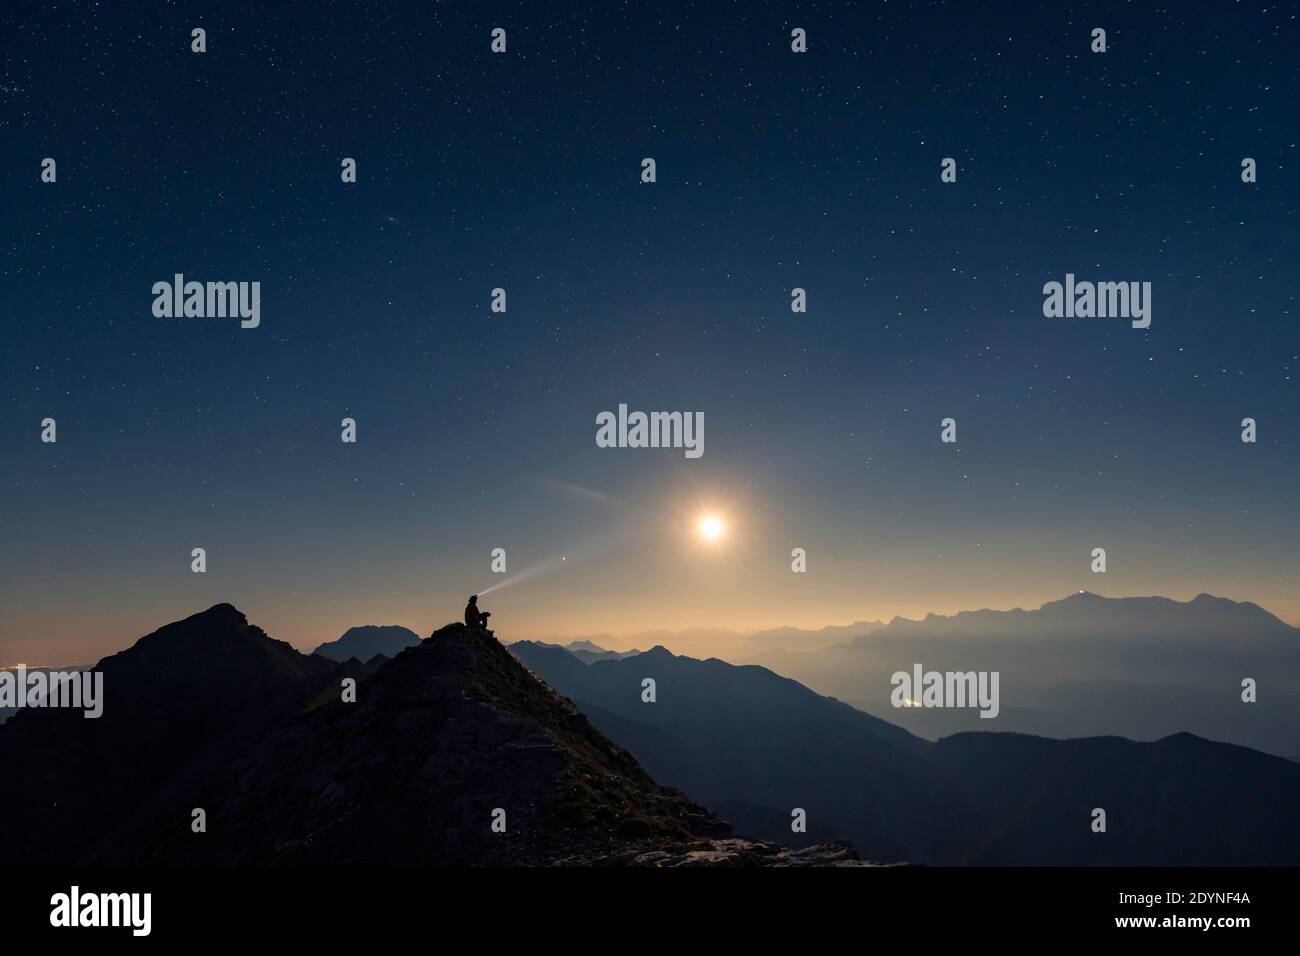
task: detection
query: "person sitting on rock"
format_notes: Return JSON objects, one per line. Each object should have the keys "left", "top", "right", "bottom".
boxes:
{"left": 464, "top": 595, "right": 492, "bottom": 635}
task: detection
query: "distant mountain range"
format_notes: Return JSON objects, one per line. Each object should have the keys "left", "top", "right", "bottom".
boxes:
{"left": 745, "top": 621, "right": 884, "bottom": 653}
{"left": 747, "top": 592, "right": 1300, "bottom": 760}
{"left": 311, "top": 625, "right": 421, "bottom": 662}
{"left": 534, "top": 622, "right": 883, "bottom": 660}
{"left": 524, "top": 639, "right": 643, "bottom": 664}
{"left": 510, "top": 637, "right": 1300, "bottom": 865}
{"left": 520, "top": 591, "right": 1299, "bottom": 760}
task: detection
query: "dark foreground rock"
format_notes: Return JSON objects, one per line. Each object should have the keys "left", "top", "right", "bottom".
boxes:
{"left": 0, "top": 607, "right": 880, "bottom": 866}
{"left": 29, "top": 614, "right": 863, "bottom": 866}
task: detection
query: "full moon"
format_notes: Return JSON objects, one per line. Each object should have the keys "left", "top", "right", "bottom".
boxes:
{"left": 697, "top": 515, "right": 725, "bottom": 541}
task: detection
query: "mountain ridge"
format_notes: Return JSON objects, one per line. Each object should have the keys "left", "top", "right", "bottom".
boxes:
{"left": 0, "top": 606, "right": 869, "bottom": 867}
{"left": 512, "top": 638, "right": 1300, "bottom": 865}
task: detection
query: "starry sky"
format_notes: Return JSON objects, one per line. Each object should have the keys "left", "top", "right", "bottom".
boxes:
{"left": 3, "top": 1, "right": 1297, "bottom": 665}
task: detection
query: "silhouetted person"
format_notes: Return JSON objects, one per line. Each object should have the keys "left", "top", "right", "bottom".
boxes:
{"left": 464, "top": 595, "right": 492, "bottom": 635}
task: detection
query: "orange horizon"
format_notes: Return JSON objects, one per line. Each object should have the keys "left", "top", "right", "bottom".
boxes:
{"left": 5, "top": 585, "right": 1297, "bottom": 669}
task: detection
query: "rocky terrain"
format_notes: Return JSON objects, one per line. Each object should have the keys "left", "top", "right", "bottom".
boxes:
{"left": 0, "top": 607, "right": 858, "bottom": 866}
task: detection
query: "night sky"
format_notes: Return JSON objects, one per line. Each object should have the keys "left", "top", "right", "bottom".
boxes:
{"left": 3, "top": 1, "right": 1297, "bottom": 665}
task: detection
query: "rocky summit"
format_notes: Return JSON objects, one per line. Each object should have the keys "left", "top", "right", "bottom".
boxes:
{"left": 43, "top": 612, "right": 855, "bottom": 866}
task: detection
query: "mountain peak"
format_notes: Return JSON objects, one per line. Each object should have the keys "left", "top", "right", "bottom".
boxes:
{"left": 193, "top": 602, "right": 248, "bottom": 624}
{"left": 88, "top": 620, "right": 727, "bottom": 865}
{"left": 99, "top": 601, "right": 328, "bottom": 686}
{"left": 0, "top": 603, "right": 339, "bottom": 865}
